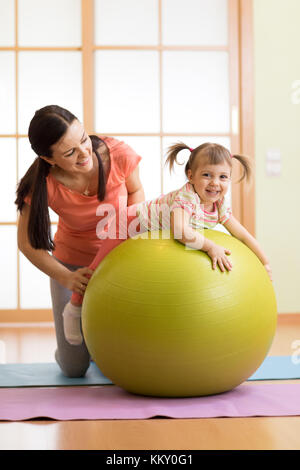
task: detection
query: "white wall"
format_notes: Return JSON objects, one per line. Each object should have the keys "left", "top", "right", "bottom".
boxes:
{"left": 254, "top": 0, "right": 300, "bottom": 313}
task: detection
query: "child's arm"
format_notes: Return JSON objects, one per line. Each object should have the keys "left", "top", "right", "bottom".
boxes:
{"left": 170, "top": 208, "right": 232, "bottom": 272}
{"left": 224, "top": 215, "right": 272, "bottom": 280}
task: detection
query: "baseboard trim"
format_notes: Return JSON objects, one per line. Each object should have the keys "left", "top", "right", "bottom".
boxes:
{"left": 0, "top": 309, "right": 53, "bottom": 323}
{"left": 277, "top": 312, "right": 300, "bottom": 323}
{"left": 0, "top": 310, "right": 299, "bottom": 324}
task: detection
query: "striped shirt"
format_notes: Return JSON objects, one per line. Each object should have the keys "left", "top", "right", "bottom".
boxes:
{"left": 136, "top": 182, "right": 231, "bottom": 231}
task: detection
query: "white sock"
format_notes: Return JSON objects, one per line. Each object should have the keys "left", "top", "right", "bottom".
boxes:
{"left": 62, "top": 302, "right": 83, "bottom": 346}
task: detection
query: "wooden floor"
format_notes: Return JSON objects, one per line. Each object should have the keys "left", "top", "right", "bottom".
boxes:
{"left": 0, "top": 314, "right": 300, "bottom": 450}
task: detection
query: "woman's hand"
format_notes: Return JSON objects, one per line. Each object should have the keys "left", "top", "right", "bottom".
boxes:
{"left": 264, "top": 263, "right": 273, "bottom": 282}
{"left": 61, "top": 267, "right": 94, "bottom": 295}
{"left": 204, "top": 241, "right": 232, "bottom": 272}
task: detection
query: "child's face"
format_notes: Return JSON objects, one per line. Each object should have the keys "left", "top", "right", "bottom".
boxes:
{"left": 187, "top": 159, "right": 231, "bottom": 207}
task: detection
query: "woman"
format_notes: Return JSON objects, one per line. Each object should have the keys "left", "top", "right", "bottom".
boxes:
{"left": 15, "top": 105, "right": 145, "bottom": 377}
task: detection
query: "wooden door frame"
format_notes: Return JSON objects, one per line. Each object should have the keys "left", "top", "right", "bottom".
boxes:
{"left": 238, "top": 0, "right": 255, "bottom": 236}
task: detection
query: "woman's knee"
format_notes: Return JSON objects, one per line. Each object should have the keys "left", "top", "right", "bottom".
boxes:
{"left": 55, "top": 348, "right": 90, "bottom": 378}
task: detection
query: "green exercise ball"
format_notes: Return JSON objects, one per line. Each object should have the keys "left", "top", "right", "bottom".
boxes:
{"left": 82, "top": 229, "right": 277, "bottom": 397}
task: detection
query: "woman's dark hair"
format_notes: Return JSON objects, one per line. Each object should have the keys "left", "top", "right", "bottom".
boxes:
{"left": 165, "top": 141, "right": 252, "bottom": 183}
{"left": 15, "top": 105, "right": 106, "bottom": 251}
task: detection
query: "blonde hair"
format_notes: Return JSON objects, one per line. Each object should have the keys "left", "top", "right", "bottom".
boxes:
{"left": 165, "top": 142, "right": 252, "bottom": 183}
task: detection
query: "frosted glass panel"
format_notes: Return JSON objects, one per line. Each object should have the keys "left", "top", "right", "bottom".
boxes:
{"left": 95, "top": 51, "right": 159, "bottom": 133}
{"left": 115, "top": 136, "right": 161, "bottom": 200}
{"left": 19, "top": 224, "right": 57, "bottom": 309}
{"left": 18, "top": 52, "right": 83, "bottom": 135}
{"left": 0, "top": 0, "right": 15, "bottom": 46}
{"left": 18, "top": 138, "right": 58, "bottom": 222}
{"left": 0, "top": 52, "right": 16, "bottom": 134}
{"left": 0, "top": 226, "right": 17, "bottom": 309}
{"left": 0, "top": 139, "right": 17, "bottom": 222}
{"left": 18, "top": 0, "right": 81, "bottom": 46}
{"left": 163, "top": 51, "right": 230, "bottom": 133}
{"left": 162, "top": 136, "right": 231, "bottom": 193}
{"left": 162, "top": 0, "right": 228, "bottom": 46}
{"left": 95, "top": 0, "right": 158, "bottom": 45}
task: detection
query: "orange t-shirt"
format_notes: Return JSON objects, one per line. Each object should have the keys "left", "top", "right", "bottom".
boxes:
{"left": 25, "top": 137, "right": 142, "bottom": 266}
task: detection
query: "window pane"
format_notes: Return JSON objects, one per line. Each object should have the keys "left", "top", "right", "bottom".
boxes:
{"left": 0, "top": 226, "right": 17, "bottom": 309}
{"left": 18, "top": 0, "right": 81, "bottom": 47}
{"left": 94, "top": 0, "right": 158, "bottom": 45}
{"left": 20, "top": 252, "right": 51, "bottom": 308}
{"left": 18, "top": 138, "right": 58, "bottom": 222}
{"left": 162, "top": 0, "right": 228, "bottom": 46}
{"left": 0, "top": 52, "right": 16, "bottom": 134}
{"left": 19, "top": 224, "right": 57, "bottom": 309}
{"left": 115, "top": 136, "right": 161, "bottom": 200}
{"left": 95, "top": 51, "right": 160, "bottom": 133}
{"left": 162, "top": 51, "right": 230, "bottom": 133}
{"left": 0, "top": 139, "right": 17, "bottom": 222}
{"left": 18, "top": 51, "right": 83, "bottom": 135}
{"left": 0, "top": 0, "right": 15, "bottom": 46}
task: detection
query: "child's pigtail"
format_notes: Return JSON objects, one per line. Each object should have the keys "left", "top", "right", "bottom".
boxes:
{"left": 165, "top": 142, "right": 191, "bottom": 174}
{"left": 232, "top": 154, "right": 252, "bottom": 183}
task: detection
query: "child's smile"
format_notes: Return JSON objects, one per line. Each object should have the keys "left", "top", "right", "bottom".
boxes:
{"left": 187, "top": 160, "right": 231, "bottom": 210}
{"left": 205, "top": 188, "right": 221, "bottom": 197}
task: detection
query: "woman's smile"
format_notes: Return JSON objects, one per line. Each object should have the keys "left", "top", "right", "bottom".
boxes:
{"left": 76, "top": 157, "right": 90, "bottom": 167}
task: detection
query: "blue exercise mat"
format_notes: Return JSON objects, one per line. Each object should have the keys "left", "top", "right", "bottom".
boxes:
{"left": 248, "top": 355, "right": 300, "bottom": 381}
{"left": 0, "top": 356, "right": 299, "bottom": 388}
{"left": 0, "top": 361, "right": 112, "bottom": 388}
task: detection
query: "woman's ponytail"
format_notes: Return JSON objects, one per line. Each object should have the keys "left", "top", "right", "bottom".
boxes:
{"left": 15, "top": 157, "right": 54, "bottom": 251}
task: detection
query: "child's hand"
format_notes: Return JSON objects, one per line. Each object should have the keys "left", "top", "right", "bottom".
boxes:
{"left": 264, "top": 263, "right": 273, "bottom": 282}
{"left": 205, "top": 241, "right": 232, "bottom": 272}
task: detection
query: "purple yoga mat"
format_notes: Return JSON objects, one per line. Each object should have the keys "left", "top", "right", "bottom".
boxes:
{"left": 0, "top": 383, "right": 300, "bottom": 421}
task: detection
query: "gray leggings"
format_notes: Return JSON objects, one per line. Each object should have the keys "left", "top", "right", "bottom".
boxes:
{"left": 50, "top": 258, "right": 91, "bottom": 377}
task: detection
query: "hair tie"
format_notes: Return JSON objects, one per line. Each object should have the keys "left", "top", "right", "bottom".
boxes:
{"left": 189, "top": 147, "right": 194, "bottom": 153}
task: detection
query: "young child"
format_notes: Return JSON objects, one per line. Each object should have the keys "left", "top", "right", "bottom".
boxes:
{"left": 62, "top": 142, "right": 272, "bottom": 345}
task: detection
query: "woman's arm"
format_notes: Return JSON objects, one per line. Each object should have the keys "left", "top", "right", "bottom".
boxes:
{"left": 126, "top": 166, "right": 145, "bottom": 206}
{"left": 18, "top": 204, "right": 93, "bottom": 294}
{"left": 170, "top": 207, "right": 232, "bottom": 272}
{"left": 224, "top": 215, "right": 272, "bottom": 279}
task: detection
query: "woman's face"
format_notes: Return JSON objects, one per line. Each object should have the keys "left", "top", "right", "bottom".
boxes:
{"left": 41, "top": 119, "right": 94, "bottom": 175}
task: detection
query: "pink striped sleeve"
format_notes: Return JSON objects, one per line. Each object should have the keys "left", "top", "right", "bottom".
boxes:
{"left": 217, "top": 198, "right": 232, "bottom": 224}
{"left": 170, "top": 197, "right": 194, "bottom": 215}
